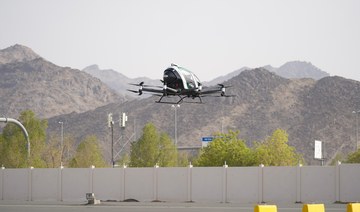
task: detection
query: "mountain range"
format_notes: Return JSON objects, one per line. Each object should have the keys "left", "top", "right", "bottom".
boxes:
{"left": 1, "top": 44, "right": 359, "bottom": 165}
{"left": 205, "top": 61, "right": 329, "bottom": 86}
{"left": 0, "top": 44, "right": 125, "bottom": 119}
{"left": 82, "top": 61, "right": 330, "bottom": 95}
{"left": 47, "top": 68, "right": 360, "bottom": 165}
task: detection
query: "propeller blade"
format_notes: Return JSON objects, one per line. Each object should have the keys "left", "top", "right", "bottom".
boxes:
{"left": 218, "top": 84, "right": 232, "bottom": 88}
{"left": 127, "top": 89, "right": 139, "bottom": 93}
{"left": 129, "top": 82, "right": 162, "bottom": 88}
{"left": 127, "top": 89, "right": 143, "bottom": 95}
{"left": 129, "top": 82, "right": 144, "bottom": 86}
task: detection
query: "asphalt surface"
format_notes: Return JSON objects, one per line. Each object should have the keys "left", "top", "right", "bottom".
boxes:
{"left": 0, "top": 201, "right": 348, "bottom": 212}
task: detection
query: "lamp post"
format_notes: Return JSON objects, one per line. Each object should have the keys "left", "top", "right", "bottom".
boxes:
{"left": 352, "top": 110, "right": 360, "bottom": 150}
{"left": 58, "top": 121, "right": 64, "bottom": 167}
{"left": 171, "top": 104, "right": 180, "bottom": 146}
{"left": 108, "top": 113, "right": 114, "bottom": 167}
{"left": 0, "top": 117, "right": 30, "bottom": 160}
{"left": 111, "top": 121, "right": 114, "bottom": 167}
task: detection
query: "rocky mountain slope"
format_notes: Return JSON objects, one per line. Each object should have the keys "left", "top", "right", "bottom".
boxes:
{"left": 206, "top": 61, "right": 330, "bottom": 86}
{"left": 0, "top": 44, "right": 40, "bottom": 64}
{"left": 275, "top": 61, "right": 329, "bottom": 80}
{"left": 0, "top": 45, "right": 125, "bottom": 119}
{"left": 47, "top": 68, "right": 360, "bottom": 165}
{"left": 2, "top": 44, "right": 357, "bottom": 166}
{"left": 82, "top": 64, "right": 160, "bottom": 97}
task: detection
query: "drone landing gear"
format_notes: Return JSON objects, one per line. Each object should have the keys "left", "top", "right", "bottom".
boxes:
{"left": 155, "top": 95, "right": 203, "bottom": 104}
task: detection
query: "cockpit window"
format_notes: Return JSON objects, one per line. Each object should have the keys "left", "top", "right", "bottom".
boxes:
{"left": 184, "top": 72, "right": 194, "bottom": 88}
{"left": 164, "top": 68, "right": 183, "bottom": 89}
{"left": 192, "top": 73, "right": 201, "bottom": 86}
{"left": 178, "top": 67, "right": 199, "bottom": 89}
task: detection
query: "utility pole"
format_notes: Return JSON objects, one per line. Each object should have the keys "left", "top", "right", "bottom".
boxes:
{"left": 108, "top": 112, "right": 128, "bottom": 167}
{"left": 108, "top": 113, "right": 114, "bottom": 167}
{"left": 58, "top": 121, "right": 64, "bottom": 167}
{"left": 352, "top": 110, "right": 360, "bottom": 151}
{"left": 171, "top": 104, "right": 180, "bottom": 146}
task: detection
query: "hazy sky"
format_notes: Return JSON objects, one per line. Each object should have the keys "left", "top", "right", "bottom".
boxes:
{"left": 1, "top": 0, "right": 359, "bottom": 82}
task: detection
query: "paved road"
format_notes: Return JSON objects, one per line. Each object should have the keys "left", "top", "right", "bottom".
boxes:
{"left": 0, "top": 201, "right": 347, "bottom": 212}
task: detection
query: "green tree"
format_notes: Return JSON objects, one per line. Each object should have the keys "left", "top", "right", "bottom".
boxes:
{"left": 158, "top": 133, "right": 178, "bottom": 167}
{"left": 43, "top": 134, "right": 76, "bottom": 168}
{"left": 129, "top": 123, "right": 178, "bottom": 167}
{"left": 117, "top": 153, "right": 131, "bottom": 166}
{"left": 195, "top": 130, "right": 255, "bottom": 167}
{"left": 177, "top": 151, "right": 190, "bottom": 167}
{"left": 0, "top": 110, "right": 47, "bottom": 168}
{"left": 254, "top": 129, "right": 303, "bottom": 166}
{"left": 69, "top": 135, "right": 106, "bottom": 168}
{"left": 346, "top": 149, "right": 360, "bottom": 163}
{"left": 330, "top": 152, "right": 345, "bottom": 166}
{"left": 0, "top": 136, "right": 4, "bottom": 165}
{"left": 43, "top": 135, "right": 61, "bottom": 168}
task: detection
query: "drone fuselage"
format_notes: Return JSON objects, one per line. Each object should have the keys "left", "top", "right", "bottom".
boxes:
{"left": 128, "top": 64, "right": 231, "bottom": 104}
{"left": 163, "top": 64, "right": 201, "bottom": 94}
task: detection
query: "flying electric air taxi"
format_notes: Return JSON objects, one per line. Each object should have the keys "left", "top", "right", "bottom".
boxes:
{"left": 127, "top": 64, "right": 233, "bottom": 104}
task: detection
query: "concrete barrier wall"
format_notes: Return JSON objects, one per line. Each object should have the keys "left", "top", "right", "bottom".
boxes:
{"left": 339, "top": 164, "right": 360, "bottom": 202}
{"left": 1, "top": 164, "right": 359, "bottom": 203}
{"left": 0, "top": 168, "right": 3, "bottom": 200}
{"left": 3, "top": 169, "right": 29, "bottom": 201}
{"left": 301, "top": 166, "right": 336, "bottom": 203}
{"left": 93, "top": 168, "right": 124, "bottom": 201}
{"left": 226, "top": 167, "right": 259, "bottom": 203}
{"left": 157, "top": 167, "right": 188, "bottom": 202}
{"left": 62, "top": 168, "right": 91, "bottom": 201}
{"left": 192, "top": 167, "right": 223, "bottom": 202}
{"left": 263, "top": 166, "right": 297, "bottom": 203}
{"left": 124, "top": 167, "right": 154, "bottom": 202}
{"left": 31, "top": 168, "right": 59, "bottom": 201}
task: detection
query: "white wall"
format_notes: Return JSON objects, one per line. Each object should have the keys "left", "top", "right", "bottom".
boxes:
{"left": 31, "top": 168, "right": 59, "bottom": 201}
{"left": 61, "top": 168, "right": 91, "bottom": 201}
{"left": 300, "top": 166, "right": 336, "bottom": 203}
{"left": 226, "top": 167, "right": 259, "bottom": 203}
{"left": 191, "top": 167, "right": 223, "bottom": 202}
{"left": 0, "top": 168, "right": 3, "bottom": 200}
{"left": 1, "top": 164, "right": 360, "bottom": 203}
{"left": 3, "top": 169, "right": 29, "bottom": 200}
{"left": 339, "top": 164, "right": 360, "bottom": 202}
{"left": 263, "top": 167, "right": 297, "bottom": 203}
{"left": 124, "top": 168, "right": 154, "bottom": 202}
{"left": 157, "top": 167, "right": 188, "bottom": 202}
{"left": 92, "top": 168, "right": 124, "bottom": 201}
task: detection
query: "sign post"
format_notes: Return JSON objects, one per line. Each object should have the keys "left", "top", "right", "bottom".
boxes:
{"left": 201, "top": 136, "right": 213, "bottom": 147}
{"left": 314, "top": 140, "right": 324, "bottom": 166}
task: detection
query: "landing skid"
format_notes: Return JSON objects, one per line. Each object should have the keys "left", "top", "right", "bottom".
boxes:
{"left": 155, "top": 95, "right": 203, "bottom": 104}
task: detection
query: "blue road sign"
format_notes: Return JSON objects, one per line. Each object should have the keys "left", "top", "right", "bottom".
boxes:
{"left": 202, "top": 137, "right": 213, "bottom": 142}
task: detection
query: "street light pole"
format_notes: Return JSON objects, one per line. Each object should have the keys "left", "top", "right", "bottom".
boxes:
{"left": 58, "top": 121, "right": 64, "bottom": 167}
{"left": 108, "top": 113, "right": 115, "bottom": 168}
{"left": 352, "top": 111, "right": 360, "bottom": 151}
{"left": 111, "top": 121, "right": 114, "bottom": 167}
{"left": 0, "top": 117, "right": 30, "bottom": 160}
{"left": 171, "top": 104, "right": 180, "bottom": 146}
{"left": 357, "top": 111, "right": 359, "bottom": 150}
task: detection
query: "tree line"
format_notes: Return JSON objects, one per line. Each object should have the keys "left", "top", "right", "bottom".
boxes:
{"left": 1, "top": 110, "right": 359, "bottom": 168}
{"left": 0, "top": 110, "right": 106, "bottom": 168}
